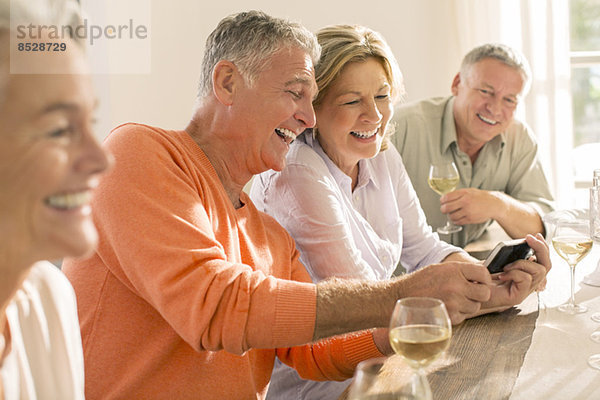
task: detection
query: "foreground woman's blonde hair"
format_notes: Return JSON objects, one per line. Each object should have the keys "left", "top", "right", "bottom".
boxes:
{"left": 312, "top": 25, "right": 405, "bottom": 150}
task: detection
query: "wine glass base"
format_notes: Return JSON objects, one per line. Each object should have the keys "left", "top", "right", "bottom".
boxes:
{"left": 410, "top": 371, "right": 432, "bottom": 400}
{"left": 589, "top": 354, "right": 600, "bottom": 370}
{"left": 591, "top": 330, "right": 600, "bottom": 344}
{"left": 437, "top": 226, "right": 462, "bottom": 235}
{"left": 591, "top": 313, "right": 600, "bottom": 323}
{"left": 558, "top": 303, "right": 588, "bottom": 314}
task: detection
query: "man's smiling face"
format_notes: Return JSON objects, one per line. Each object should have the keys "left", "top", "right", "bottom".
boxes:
{"left": 231, "top": 45, "right": 317, "bottom": 174}
{"left": 451, "top": 57, "right": 525, "bottom": 149}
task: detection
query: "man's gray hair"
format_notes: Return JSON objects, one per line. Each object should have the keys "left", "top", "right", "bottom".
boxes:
{"left": 460, "top": 43, "right": 532, "bottom": 95}
{"left": 197, "top": 10, "right": 320, "bottom": 99}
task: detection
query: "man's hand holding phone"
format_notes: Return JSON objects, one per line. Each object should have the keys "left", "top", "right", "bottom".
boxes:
{"left": 478, "top": 234, "right": 551, "bottom": 313}
{"left": 484, "top": 238, "right": 535, "bottom": 274}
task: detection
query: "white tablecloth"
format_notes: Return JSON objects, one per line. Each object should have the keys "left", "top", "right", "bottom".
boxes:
{"left": 510, "top": 244, "right": 600, "bottom": 399}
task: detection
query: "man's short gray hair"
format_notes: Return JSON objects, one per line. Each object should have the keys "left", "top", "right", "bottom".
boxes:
{"left": 460, "top": 43, "right": 532, "bottom": 95}
{"left": 197, "top": 10, "right": 320, "bottom": 99}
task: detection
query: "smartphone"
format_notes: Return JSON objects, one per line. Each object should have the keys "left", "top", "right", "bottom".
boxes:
{"left": 483, "top": 238, "right": 534, "bottom": 274}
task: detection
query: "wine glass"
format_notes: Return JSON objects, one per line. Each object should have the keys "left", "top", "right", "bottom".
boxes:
{"left": 589, "top": 185, "right": 600, "bottom": 322}
{"left": 347, "top": 357, "right": 416, "bottom": 400}
{"left": 588, "top": 354, "right": 600, "bottom": 370}
{"left": 551, "top": 219, "right": 593, "bottom": 314}
{"left": 428, "top": 162, "right": 462, "bottom": 234}
{"left": 589, "top": 316, "right": 600, "bottom": 369}
{"left": 587, "top": 185, "right": 600, "bottom": 366}
{"left": 590, "top": 329, "right": 600, "bottom": 343}
{"left": 389, "top": 297, "right": 452, "bottom": 400}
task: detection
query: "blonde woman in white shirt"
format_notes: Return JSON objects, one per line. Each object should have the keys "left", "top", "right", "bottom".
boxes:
{"left": 250, "top": 24, "right": 550, "bottom": 400}
{"left": 0, "top": 1, "right": 110, "bottom": 398}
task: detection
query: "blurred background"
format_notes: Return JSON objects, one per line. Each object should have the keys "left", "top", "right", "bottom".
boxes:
{"left": 79, "top": 0, "right": 600, "bottom": 210}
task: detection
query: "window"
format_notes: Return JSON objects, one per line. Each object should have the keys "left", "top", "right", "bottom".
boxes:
{"left": 570, "top": 0, "right": 600, "bottom": 187}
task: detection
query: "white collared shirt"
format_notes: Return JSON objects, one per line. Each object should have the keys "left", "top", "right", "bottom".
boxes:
{"left": 251, "top": 132, "right": 460, "bottom": 282}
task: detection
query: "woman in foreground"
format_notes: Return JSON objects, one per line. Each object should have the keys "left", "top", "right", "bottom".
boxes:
{"left": 0, "top": 1, "right": 110, "bottom": 397}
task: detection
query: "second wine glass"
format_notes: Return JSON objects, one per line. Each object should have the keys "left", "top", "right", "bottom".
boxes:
{"left": 428, "top": 162, "right": 462, "bottom": 234}
{"left": 551, "top": 219, "right": 593, "bottom": 314}
{"left": 389, "top": 297, "right": 452, "bottom": 400}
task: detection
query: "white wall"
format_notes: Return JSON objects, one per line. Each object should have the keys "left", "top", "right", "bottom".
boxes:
{"left": 89, "top": 0, "right": 467, "bottom": 137}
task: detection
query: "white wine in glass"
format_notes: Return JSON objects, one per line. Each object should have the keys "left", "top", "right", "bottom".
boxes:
{"left": 428, "top": 162, "right": 462, "bottom": 234}
{"left": 389, "top": 297, "right": 452, "bottom": 400}
{"left": 551, "top": 219, "right": 593, "bottom": 314}
{"left": 389, "top": 325, "right": 451, "bottom": 370}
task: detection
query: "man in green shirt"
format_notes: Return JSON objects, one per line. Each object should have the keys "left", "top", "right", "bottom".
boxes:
{"left": 391, "top": 43, "right": 554, "bottom": 247}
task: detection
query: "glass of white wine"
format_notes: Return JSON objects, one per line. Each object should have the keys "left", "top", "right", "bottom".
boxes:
{"left": 347, "top": 357, "right": 416, "bottom": 400}
{"left": 389, "top": 297, "right": 452, "bottom": 400}
{"left": 551, "top": 219, "right": 593, "bottom": 314}
{"left": 428, "top": 162, "right": 462, "bottom": 234}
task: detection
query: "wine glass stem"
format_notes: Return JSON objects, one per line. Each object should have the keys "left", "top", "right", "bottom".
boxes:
{"left": 569, "top": 264, "right": 576, "bottom": 307}
{"left": 412, "top": 369, "right": 432, "bottom": 400}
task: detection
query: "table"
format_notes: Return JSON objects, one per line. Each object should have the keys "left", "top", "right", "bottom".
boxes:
{"left": 341, "top": 236, "right": 600, "bottom": 400}
{"left": 509, "top": 241, "right": 600, "bottom": 399}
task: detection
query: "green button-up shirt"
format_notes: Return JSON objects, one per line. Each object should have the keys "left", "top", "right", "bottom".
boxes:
{"left": 391, "top": 96, "right": 554, "bottom": 247}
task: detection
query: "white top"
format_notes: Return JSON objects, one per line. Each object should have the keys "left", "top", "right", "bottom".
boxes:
{"left": 0, "top": 261, "right": 85, "bottom": 400}
{"left": 250, "top": 133, "right": 462, "bottom": 400}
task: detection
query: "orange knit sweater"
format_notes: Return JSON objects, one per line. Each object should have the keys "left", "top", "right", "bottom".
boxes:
{"left": 62, "top": 123, "right": 382, "bottom": 399}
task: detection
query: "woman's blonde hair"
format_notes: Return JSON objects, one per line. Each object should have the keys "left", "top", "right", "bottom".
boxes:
{"left": 313, "top": 25, "right": 405, "bottom": 150}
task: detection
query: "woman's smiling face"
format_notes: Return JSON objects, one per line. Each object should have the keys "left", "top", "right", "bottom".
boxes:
{"left": 315, "top": 57, "right": 393, "bottom": 178}
{"left": 0, "top": 41, "right": 110, "bottom": 264}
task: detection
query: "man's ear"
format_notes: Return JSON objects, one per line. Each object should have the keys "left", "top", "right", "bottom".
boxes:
{"left": 450, "top": 73, "right": 461, "bottom": 96}
{"left": 212, "top": 60, "right": 239, "bottom": 106}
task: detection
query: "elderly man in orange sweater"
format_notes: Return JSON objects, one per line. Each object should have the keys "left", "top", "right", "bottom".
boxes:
{"left": 62, "top": 10, "right": 551, "bottom": 399}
